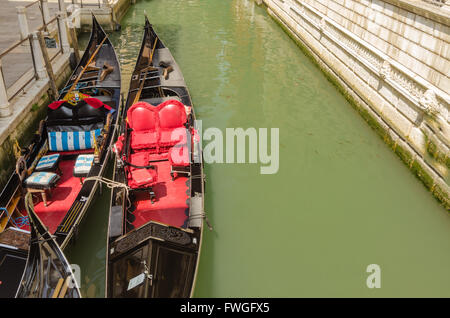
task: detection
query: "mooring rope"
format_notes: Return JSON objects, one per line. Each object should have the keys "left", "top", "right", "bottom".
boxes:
{"left": 0, "top": 207, "right": 29, "bottom": 229}
{"left": 188, "top": 212, "right": 213, "bottom": 231}
{"left": 83, "top": 176, "right": 131, "bottom": 208}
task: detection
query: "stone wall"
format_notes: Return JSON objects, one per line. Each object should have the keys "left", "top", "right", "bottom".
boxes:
{"left": 263, "top": 0, "right": 449, "bottom": 208}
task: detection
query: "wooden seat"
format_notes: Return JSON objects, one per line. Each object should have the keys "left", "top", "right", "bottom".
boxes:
{"left": 24, "top": 172, "right": 60, "bottom": 207}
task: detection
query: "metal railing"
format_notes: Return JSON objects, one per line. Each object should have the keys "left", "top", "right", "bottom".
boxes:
{"left": 0, "top": 37, "right": 37, "bottom": 101}
{"left": 25, "top": 0, "right": 50, "bottom": 32}
{"left": 0, "top": 10, "right": 70, "bottom": 104}
{"left": 38, "top": 15, "right": 64, "bottom": 63}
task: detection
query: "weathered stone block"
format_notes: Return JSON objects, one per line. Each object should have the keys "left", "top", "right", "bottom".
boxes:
{"left": 397, "top": 50, "right": 414, "bottom": 71}
{"left": 366, "top": 89, "right": 386, "bottom": 114}
{"left": 420, "top": 32, "right": 438, "bottom": 52}
{"left": 367, "top": 71, "right": 381, "bottom": 91}
{"left": 398, "top": 9, "right": 415, "bottom": 27}
{"left": 383, "top": 2, "right": 397, "bottom": 17}
{"left": 381, "top": 101, "right": 412, "bottom": 137}
{"left": 415, "top": 14, "right": 435, "bottom": 36}
{"left": 379, "top": 82, "right": 399, "bottom": 107}
{"left": 353, "top": 1, "right": 366, "bottom": 16}
{"left": 377, "top": 25, "right": 390, "bottom": 42}
{"left": 404, "top": 25, "right": 422, "bottom": 44}
{"left": 396, "top": 96, "right": 420, "bottom": 123}
{"left": 371, "top": 0, "right": 384, "bottom": 13}
{"left": 408, "top": 126, "right": 427, "bottom": 154}
{"left": 395, "top": 138, "right": 415, "bottom": 166}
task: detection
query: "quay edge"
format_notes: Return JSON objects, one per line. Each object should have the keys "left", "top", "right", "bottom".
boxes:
{"left": 262, "top": 0, "right": 449, "bottom": 210}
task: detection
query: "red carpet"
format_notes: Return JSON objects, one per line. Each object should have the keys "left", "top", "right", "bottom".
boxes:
{"left": 130, "top": 160, "right": 189, "bottom": 229}
{"left": 21, "top": 159, "right": 82, "bottom": 234}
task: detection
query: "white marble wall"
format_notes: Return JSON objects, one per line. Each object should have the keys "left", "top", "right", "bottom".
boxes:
{"left": 263, "top": 0, "right": 449, "bottom": 202}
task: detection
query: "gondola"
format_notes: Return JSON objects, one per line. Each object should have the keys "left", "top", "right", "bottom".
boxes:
{"left": 16, "top": 193, "right": 81, "bottom": 298}
{"left": 106, "top": 17, "right": 206, "bottom": 298}
{"left": 0, "top": 15, "right": 121, "bottom": 297}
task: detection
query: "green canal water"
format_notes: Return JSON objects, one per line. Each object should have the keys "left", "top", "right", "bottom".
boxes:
{"left": 66, "top": 0, "right": 450, "bottom": 297}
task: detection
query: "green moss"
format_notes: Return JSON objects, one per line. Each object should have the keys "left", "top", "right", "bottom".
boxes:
{"left": 425, "top": 138, "right": 450, "bottom": 169}
{"left": 395, "top": 144, "right": 414, "bottom": 167}
{"left": 432, "top": 184, "right": 450, "bottom": 211}
{"left": 0, "top": 90, "right": 54, "bottom": 188}
{"left": 383, "top": 131, "right": 396, "bottom": 150}
{"left": 410, "top": 160, "right": 434, "bottom": 190}
{"left": 31, "top": 103, "right": 39, "bottom": 112}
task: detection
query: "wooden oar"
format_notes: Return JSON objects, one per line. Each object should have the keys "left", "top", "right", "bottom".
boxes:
{"left": 51, "top": 278, "right": 64, "bottom": 298}
{"left": 64, "top": 35, "right": 109, "bottom": 99}
{"left": 132, "top": 37, "right": 158, "bottom": 105}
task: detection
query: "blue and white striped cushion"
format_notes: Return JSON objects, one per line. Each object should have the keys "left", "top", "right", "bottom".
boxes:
{"left": 35, "top": 154, "right": 60, "bottom": 171}
{"left": 74, "top": 154, "right": 95, "bottom": 176}
{"left": 25, "top": 172, "right": 59, "bottom": 188}
{"left": 48, "top": 129, "right": 102, "bottom": 152}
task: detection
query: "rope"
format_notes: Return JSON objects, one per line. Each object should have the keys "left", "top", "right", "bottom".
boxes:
{"left": 58, "top": 82, "right": 88, "bottom": 96}
{"left": 188, "top": 212, "right": 213, "bottom": 231}
{"left": 0, "top": 207, "right": 29, "bottom": 229}
{"left": 83, "top": 176, "right": 131, "bottom": 208}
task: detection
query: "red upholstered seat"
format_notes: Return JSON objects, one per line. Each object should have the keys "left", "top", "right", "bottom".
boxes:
{"left": 159, "top": 127, "right": 188, "bottom": 149}
{"left": 126, "top": 100, "right": 189, "bottom": 155}
{"left": 130, "top": 152, "right": 149, "bottom": 166}
{"left": 127, "top": 102, "right": 159, "bottom": 149}
{"left": 157, "top": 100, "right": 187, "bottom": 147}
{"left": 131, "top": 131, "right": 159, "bottom": 150}
{"left": 128, "top": 102, "right": 158, "bottom": 131}
{"left": 127, "top": 152, "right": 158, "bottom": 189}
{"left": 169, "top": 145, "right": 190, "bottom": 167}
{"left": 128, "top": 168, "right": 157, "bottom": 188}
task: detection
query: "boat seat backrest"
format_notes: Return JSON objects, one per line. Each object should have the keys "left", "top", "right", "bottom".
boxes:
{"left": 157, "top": 100, "right": 187, "bottom": 130}
{"left": 127, "top": 102, "right": 158, "bottom": 132}
{"left": 46, "top": 100, "right": 109, "bottom": 152}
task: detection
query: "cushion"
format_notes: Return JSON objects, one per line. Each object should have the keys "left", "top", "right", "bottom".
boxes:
{"left": 127, "top": 152, "right": 157, "bottom": 189}
{"left": 48, "top": 129, "right": 102, "bottom": 151}
{"left": 157, "top": 100, "right": 187, "bottom": 129}
{"left": 128, "top": 168, "right": 157, "bottom": 189}
{"left": 73, "top": 154, "right": 95, "bottom": 177}
{"left": 129, "top": 152, "right": 149, "bottom": 166}
{"left": 159, "top": 127, "right": 188, "bottom": 147}
{"left": 130, "top": 131, "right": 159, "bottom": 149}
{"left": 169, "top": 145, "right": 190, "bottom": 167}
{"left": 127, "top": 102, "right": 158, "bottom": 132}
{"left": 35, "top": 154, "right": 60, "bottom": 171}
{"left": 25, "top": 172, "right": 59, "bottom": 189}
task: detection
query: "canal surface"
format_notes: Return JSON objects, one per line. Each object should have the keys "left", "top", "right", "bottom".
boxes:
{"left": 66, "top": 0, "right": 450, "bottom": 297}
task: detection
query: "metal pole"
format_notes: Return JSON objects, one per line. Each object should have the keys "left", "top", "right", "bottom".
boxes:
{"left": 17, "top": 6, "right": 30, "bottom": 40}
{"left": 0, "top": 60, "right": 12, "bottom": 117}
